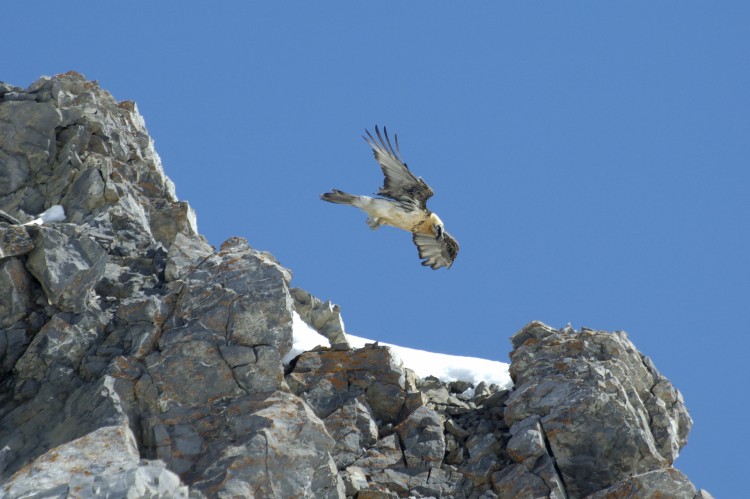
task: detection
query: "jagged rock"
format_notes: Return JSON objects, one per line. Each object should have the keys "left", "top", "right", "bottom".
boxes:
{"left": 394, "top": 405, "right": 445, "bottom": 469}
{"left": 342, "top": 465, "right": 370, "bottom": 495}
{"left": 187, "top": 392, "right": 345, "bottom": 498}
{"left": 584, "top": 468, "right": 703, "bottom": 499}
{"left": 107, "top": 294, "right": 172, "bottom": 360}
{"left": 0, "top": 100, "right": 60, "bottom": 198}
{"left": 25, "top": 225, "right": 108, "bottom": 312}
{"left": 147, "top": 198, "right": 199, "bottom": 249}
{"left": 402, "top": 390, "right": 427, "bottom": 415}
{"left": 366, "top": 467, "right": 463, "bottom": 498}
{"left": 462, "top": 432, "right": 504, "bottom": 486}
{"left": 0, "top": 73, "right": 328, "bottom": 497}
{"left": 142, "top": 235, "right": 293, "bottom": 408}
{"left": 367, "top": 469, "right": 413, "bottom": 496}
{"left": 445, "top": 418, "right": 470, "bottom": 439}
{"left": 444, "top": 433, "right": 465, "bottom": 465}
{"left": 14, "top": 310, "right": 108, "bottom": 386}
{"left": 292, "top": 287, "right": 350, "bottom": 350}
{"left": 164, "top": 231, "right": 213, "bottom": 282}
{"left": 505, "top": 321, "right": 693, "bottom": 498}
{"left": 415, "top": 375, "right": 474, "bottom": 416}
{"left": 166, "top": 236, "right": 292, "bottom": 351}
{"left": 0, "top": 326, "right": 31, "bottom": 380}
{"left": 481, "top": 389, "right": 509, "bottom": 409}
{"left": 352, "top": 433, "right": 405, "bottom": 469}
{"left": 324, "top": 397, "right": 379, "bottom": 468}
{"left": 0, "top": 224, "right": 33, "bottom": 258}
{"left": 145, "top": 333, "right": 246, "bottom": 408}
{"left": 418, "top": 376, "right": 452, "bottom": 405}
{"left": 0, "top": 257, "right": 33, "bottom": 329}
{"left": 2, "top": 425, "right": 191, "bottom": 499}
{"left": 531, "top": 454, "right": 567, "bottom": 499}
{"left": 0, "top": 375, "right": 134, "bottom": 478}
{"left": 505, "top": 415, "right": 566, "bottom": 497}
{"left": 0, "top": 74, "right": 710, "bottom": 499}
{"left": 219, "top": 343, "right": 286, "bottom": 393}
{"left": 506, "top": 416, "right": 547, "bottom": 469}
{"left": 472, "top": 381, "right": 493, "bottom": 405}
{"left": 287, "top": 345, "right": 412, "bottom": 423}
{"left": 0, "top": 209, "right": 21, "bottom": 224}
{"left": 492, "top": 463, "right": 551, "bottom": 498}
{"left": 449, "top": 379, "right": 473, "bottom": 394}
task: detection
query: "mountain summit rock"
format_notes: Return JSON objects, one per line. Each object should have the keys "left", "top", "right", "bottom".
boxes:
{"left": 0, "top": 73, "right": 711, "bottom": 498}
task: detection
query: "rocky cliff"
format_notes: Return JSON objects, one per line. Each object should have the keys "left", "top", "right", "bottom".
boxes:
{"left": 0, "top": 73, "right": 711, "bottom": 498}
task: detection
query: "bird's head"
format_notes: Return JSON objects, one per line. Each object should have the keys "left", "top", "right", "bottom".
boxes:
{"left": 429, "top": 213, "right": 445, "bottom": 240}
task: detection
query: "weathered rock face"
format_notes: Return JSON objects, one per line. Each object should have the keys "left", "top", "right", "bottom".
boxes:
{"left": 0, "top": 72, "right": 332, "bottom": 498}
{"left": 505, "top": 322, "right": 694, "bottom": 498}
{"left": 4, "top": 425, "right": 189, "bottom": 499}
{"left": 0, "top": 73, "right": 711, "bottom": 498}
{"left": 287, "top": 345, "right": 414, "bottom": 424}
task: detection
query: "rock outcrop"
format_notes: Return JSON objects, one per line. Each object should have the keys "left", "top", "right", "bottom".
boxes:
{"left": 0, "top": 73, "right": 711, "bottom": 498}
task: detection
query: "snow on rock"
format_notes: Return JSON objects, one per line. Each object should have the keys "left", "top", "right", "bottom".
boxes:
{"left": 288, "top": 312, "right": 512, "bottom": 390}
{"left": 21, "top": 205, "right": 66, "bottom": 226}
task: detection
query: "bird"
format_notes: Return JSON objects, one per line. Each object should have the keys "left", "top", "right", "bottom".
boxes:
{"left": 321, "top": 126, "right": 459, "bottom": 269}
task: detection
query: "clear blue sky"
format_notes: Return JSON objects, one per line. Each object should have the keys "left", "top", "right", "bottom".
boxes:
{"left": 4, "top": 2, "right": 748, "bottom": 496}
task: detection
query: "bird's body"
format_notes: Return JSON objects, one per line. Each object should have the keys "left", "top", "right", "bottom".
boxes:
{"left": 321, "top": 126, "right": 459, "bottom": 269}
{"left": 323, "top": 191, "right": 441, "bottom": 235}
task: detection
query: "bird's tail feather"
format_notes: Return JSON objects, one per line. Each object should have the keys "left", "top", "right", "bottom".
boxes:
{"left": 321, "top": 189, "right": 361, "bottom": 206}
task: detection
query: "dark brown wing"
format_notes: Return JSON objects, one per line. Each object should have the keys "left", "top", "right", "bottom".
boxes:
{"left": 412, "top": 231, "right": 459, "bottom": 269}
{"left": 363, "top": 125, "right": 434, "bottom": 209}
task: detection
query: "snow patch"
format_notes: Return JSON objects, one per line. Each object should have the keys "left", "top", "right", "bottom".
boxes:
{"left": 288, "top": 311, "right": 512, "bottom": 390}
{"left": 22, "top": 205, "right": 66, "bottom": 226}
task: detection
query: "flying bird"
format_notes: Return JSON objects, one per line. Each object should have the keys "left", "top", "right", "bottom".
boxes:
{"left": 321, "top": 126, "right": 459, "bottom": 269}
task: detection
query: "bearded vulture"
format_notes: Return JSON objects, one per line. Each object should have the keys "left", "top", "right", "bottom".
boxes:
{"left": 322, "top": 126, "right": 459, "bottom": 269}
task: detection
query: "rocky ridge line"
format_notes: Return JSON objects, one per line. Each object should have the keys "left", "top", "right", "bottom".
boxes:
{"left": 0, "top": 73, "right": 711, "bottom": 498}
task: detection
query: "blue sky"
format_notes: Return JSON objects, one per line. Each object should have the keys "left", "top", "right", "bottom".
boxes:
{"left": 4, "top": 2, "right": 748, "bottom": 496}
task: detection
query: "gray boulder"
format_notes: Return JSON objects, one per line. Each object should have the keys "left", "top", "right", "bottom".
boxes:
{"left": 25, "top": 225, "right": 108, "bottom": 313}
{"left": 584, "top": 468, "right": 706, "bottom": 499}
{"left": 0, "top": 224, "right": 33, "bottom": 258}
{"left": 492, "top": 463, "right": 552, "bottom": 499}
{"left": 188, "top": 392, "right": 345, "bottom": 498}
{"left": 352, "top": 433, "right": 405, "bottom": 469}
{"left": 2, "top": 425, "right": 190, "bottom": 499}
{"left": 505, "top": 321, "right": 693, "bottom": 498}
{"left": 367, "top": 467, "right": 463, "bottom": 498}
{"left": 164, "top": 231, "right": 213, "bottom": 282}
{"left": 324, "top": 397, "right": 379, "bottom": 468}
{"left": 342, "top": 466, "right": 370, "bottom": 496}
{"left": 462, "top": 431, "right": 505, "bottom": 487}
{"left": 394, "top": 405, "right": 445, "bottom": 469}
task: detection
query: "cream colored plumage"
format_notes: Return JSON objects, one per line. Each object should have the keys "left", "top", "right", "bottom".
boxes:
{"left": 322, "top": 126, "right": 459, "bottom": 269}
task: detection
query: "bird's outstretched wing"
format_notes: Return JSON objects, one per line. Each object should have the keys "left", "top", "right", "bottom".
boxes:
{"left": 363, "top": 126, "right": 434, "bottom": 209}
{"left": 412, "top": 232, "right": 459, "bottom": 269}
